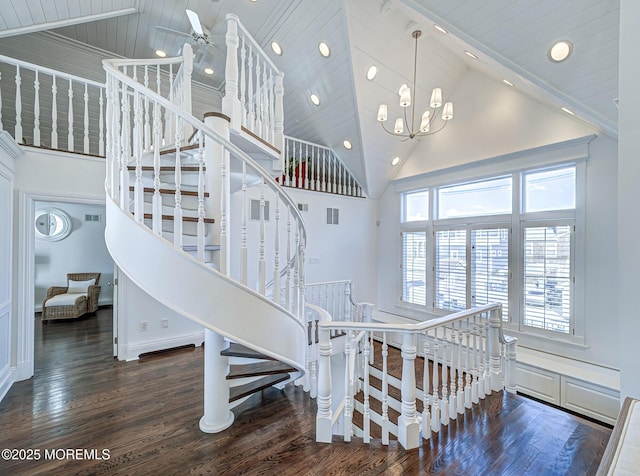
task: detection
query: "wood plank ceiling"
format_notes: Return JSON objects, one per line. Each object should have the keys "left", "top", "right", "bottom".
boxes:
{"left": 0, "top": 0, "right": 620, "bottom": 198}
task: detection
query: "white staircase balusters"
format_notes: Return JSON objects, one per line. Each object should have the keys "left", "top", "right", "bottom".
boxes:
{"left": 315, "top": 304, "right": 516, "bottom": 450}
{"left": 363, "top": 334, "right": 371, "bottom": 443}
{"left": 98, "top": 89, "right": 105, "bottom": 156}
{"left": 83, "top": 83, "right": 90, "bottom": 153}
{"left": 422, "top": 332, "right": 431, "bottom": 440}
{"left": 241, "top": 162, "right": 248, "bottom": 285}
{"left": 152, "top": 101, "right": 162, "bottom": 235}
{"left": 258, "top": 181, "right": 266, "bottom": 295}
{"left": 133, "top": 89, "right": 144, "bottom": 223}
{"left": 472, "top": 316, "right": 480, "bottom": 405}
{"left": 33, "top": 70, "right": 40, "bottom": 146}
{"left": 143, "top": 66, "right": 151, "bottom": 152}
{"left": 15, "top": 65, "right": 22, "bottom": 143}
{"left": 274, "top": 73, "right": 284, "bottom": 156}
{"left": 67, "top": 78, "right": 74, "bottom": 151}
{"left": 196, "top": 132, "right": 206, "bottom": 262}
{"left": 464, "top": 321, "right": 472, "bottom": 409}
{"left": 381, "top": 332, "right": 390, "bottom": 445}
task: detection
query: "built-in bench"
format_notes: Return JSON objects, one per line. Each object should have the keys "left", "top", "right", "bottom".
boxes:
{"left": 597, "top": 397, "right": 640, "bottom": 475}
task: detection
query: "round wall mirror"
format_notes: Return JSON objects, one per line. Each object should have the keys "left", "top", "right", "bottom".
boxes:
{"left": 35, "top": 208, "right": 72, "bottom": 241}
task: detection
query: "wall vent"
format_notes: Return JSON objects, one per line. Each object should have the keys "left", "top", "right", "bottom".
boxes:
{"left": 326, "top": 207, "right": 339, "bottom": 225}
{"left": 250, "top": 199, "right": 270, "bottom": 221}
{"left": 298, "top": 203, "right": 309, "bottom": 212}
{"left": 84, "top": 213, "right": 102, "bottom": 223}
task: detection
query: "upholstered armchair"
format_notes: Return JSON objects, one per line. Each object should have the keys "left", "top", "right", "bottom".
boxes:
{"left": 42, "top": 273, "right": 102, "bottom": 323}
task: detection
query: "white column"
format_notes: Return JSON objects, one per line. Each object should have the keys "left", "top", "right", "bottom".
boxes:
{"left": 397, "top": 332, "right": 420, "bottom": 450}
{"left": 222, "top": 14, "right": 242, "bottom": 130}
{"left": 199, "top": 329, "right": 234, "bottom": 433}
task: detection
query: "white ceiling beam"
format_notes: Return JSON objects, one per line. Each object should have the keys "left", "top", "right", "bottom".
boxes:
{"left": 0, "top": 7, "right": 140, "bottom": 39}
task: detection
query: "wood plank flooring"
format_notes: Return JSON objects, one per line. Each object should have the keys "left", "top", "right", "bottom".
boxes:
{"left": 0, "top": 309, "right": 612, "bottom": 475}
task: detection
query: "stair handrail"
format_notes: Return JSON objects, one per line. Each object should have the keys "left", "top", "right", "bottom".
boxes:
{"left": 0, "top": 53, "right": 106, "bottom": 155}
{"left": 103, "top": 56, "right": 306, "bottom": 245}
{"left": 283, "top": 135, "right": 365, "bottom": 197}
{"left": 315, "top": 303, "right": 517, "bottom": 449}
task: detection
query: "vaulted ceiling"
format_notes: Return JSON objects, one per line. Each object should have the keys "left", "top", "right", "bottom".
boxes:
{"left": 0, "top": 0, "right": 619, "bottom": 197}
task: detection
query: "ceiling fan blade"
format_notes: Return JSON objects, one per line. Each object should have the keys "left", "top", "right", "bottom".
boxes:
{"left": 156, "top": 25, "right": 193, "bottom": 39}
{"left": 185, "top": 9, "right": 204, "bottom": 35}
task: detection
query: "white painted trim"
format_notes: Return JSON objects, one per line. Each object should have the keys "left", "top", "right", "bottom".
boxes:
{"left": 394, "top": 134, "right": 595, "bottom": 192}
{"left": 14, "top": 190, "right": 107, "bottom": 382}
{"left": 0, "top": 7, "right": 140, "bottom": 39}
{"left": 123, "top": 332, "right": 205, "bottom": 362}
{"left": 0, "top": 364, "right": 15, "bottom": 402}
{"left": 0, "top": 131, "right": 24, "bottom": 160}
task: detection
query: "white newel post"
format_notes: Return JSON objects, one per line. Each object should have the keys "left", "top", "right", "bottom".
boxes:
{"left": 398, "top": 332, "right": 420, "bottom": 450}
{"left": 488, "top": 307, "right": 503, "bottom": 392}
{"left": 199, "top": 329, "right": 234, "bottom": 433}
{"left": 223, "top": 14, "right": 242, "bottom": 130}
{"left": 505, "top": 336, "right": 518, "bottom": 394}
{"left": 316, "top": 326, "right": 333, "bottom": 443}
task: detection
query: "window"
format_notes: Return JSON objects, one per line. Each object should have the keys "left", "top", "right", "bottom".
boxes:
{"left": 403, "top": 190, "right": 429, "bottom": 222}
{"left": 402, "top": 231, "right": 426, "bottom": 305}
{"left": 435, "top": 230, "right": 466, "bottom": 311}
{"left": 326, "top": 207, "right": 339, "bottom": 225}
{"left": 438, "top": 176, "right": 512, "bottom": 219}
{"left": 523, "top": 224, "right": 573, "bottom": 334}
{"left": 398, "top": 161, "right": 580, "bottom": 340}
{"left": 524, "top": 166, "right": 575, "bottom": 213}
{"left": 250, "top": 199, "right": 270, "bottom": 221}
{"left": 471, "top": 228, "right": 509, "bottom": 320}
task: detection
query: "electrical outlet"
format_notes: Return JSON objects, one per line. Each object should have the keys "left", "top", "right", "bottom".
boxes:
{"left": 140, "top": 321, "right": 148, "bottom": 331}
{"left": 161, "top": 318, "right": 169, "bottom": 328}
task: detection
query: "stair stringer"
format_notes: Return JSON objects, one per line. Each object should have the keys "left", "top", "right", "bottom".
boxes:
{"left": 105, "top": 195, "right": 307, "bottom": 375}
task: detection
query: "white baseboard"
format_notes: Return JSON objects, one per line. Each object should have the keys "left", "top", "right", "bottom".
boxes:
{"left": 0, "top": 364, "right": 15, "bottom": 402}
{"left": 122, "top": 332, "right": 205, "bottom": 361}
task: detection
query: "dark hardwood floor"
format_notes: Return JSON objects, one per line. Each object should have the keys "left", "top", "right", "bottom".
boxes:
{"left": 0, "top": 309, "right": 612, "bottom": 475}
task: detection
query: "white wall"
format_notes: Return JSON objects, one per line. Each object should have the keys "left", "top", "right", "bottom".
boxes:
{"left": 396, "top": 70, "right": 597, "bottom": 179}
{"left": 229, "top": 186, "right": 378, "bottom": 305}
{"left": 375, "top": 71, "right": 620, "bottom": 370}
{"left": 117, "top": 273, "right": 204, "bottom": 361}
{"left": 0, "top": 132, "right": 18, "bottom": 401}
{"left": 618, "top": 0, "right": 640, "bottom": 400}
{"left": 34, "top": 201, "right": 114, "bottom": 310}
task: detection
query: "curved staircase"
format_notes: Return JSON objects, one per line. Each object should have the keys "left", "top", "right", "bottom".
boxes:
{"left": 103, "top": 37, "right": 308, "bottom": 432}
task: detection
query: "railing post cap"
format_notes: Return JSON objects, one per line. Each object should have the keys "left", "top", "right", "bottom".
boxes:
{"left": 226, "top": 13, "right": 240, "bottom": 22}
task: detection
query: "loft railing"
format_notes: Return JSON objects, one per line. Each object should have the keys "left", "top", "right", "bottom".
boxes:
{"left": 0, "top": 55, "right": 105, "bottom": 155}
{"left": 315, "top": 303, "right": 517, "bottom": 449}
{"left": 281, "top": 136, "right": 365, "bottom": 197}
{"left": 223, "top": 13, "right": 284, "bottom": 153}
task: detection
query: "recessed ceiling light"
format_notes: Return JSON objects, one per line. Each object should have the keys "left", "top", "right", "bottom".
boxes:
{"left": 318, "top": 42, "right": 331, "bottom": 57}
{"left": 343, "top": 140, "right": 352, "bottom": 150}
{"left": 250, "top": 0, "right": 259, "bottom": 2}
{"left": 464, "top": 51, "right": 478, "bottom": 59}
{"left": 548, "top": 40, "right": 573, "bottom": 62}
{"left": 391, "top": 157, "right": 400, "bottom": 166}
{"left": 561, "top": 106, "right": 575, "bottom": 115}
{"left": 204, "top": 67, "right": 214, "bottom": 75}
{"left": 271, "top": 41, "right": 282, "bottom": 55}
{"left": 310, "top": 94, "right": 320, "bottom": 106}
{"left": 366, "top": 65, "right": 378, "bottom": 80}
{"left": 502, "top": 79, "right": 514, "bottom": 87}
{"left": 434, "top": 24, "right": 448, "bottom": 34}
{"left": 155, "top": 49, "right": 167, "bottom": 58}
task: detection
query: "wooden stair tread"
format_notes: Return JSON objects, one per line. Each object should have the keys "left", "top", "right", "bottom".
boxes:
{"left": 142, "top": 213, "right": 214, "bottom": 223}
{"left": 351, "top": 409, "right": 386, "bottom": 440}
{"left": 361, "top": 374, "right": 403, "bottom": 403}
{"left": 129, "top": 186, "right": 210, "bottom": 197}
{"left": 227, "top": 361, "right": 296, "bottom": 379}
{"left": 229, "top": 374, "right": 289, "bottom": 403}
{"left": 159, "top": 143, "right": 200, "bottom": 155}
{"left": 354, "top": 391, "right": 403, "bottom": 421}
{"left": 221, "top": 343, "right": 276, "bottom": 360}
{"left": 127, "top": 165, "right": 204, "bottom": 172}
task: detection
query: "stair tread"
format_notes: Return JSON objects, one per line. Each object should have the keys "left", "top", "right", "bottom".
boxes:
{"left": 354, "top": 391, "right": 403, "bottom": 421}
{"left": 221, "top": 343, "right": 276, "bottom": 360}
{"left": 129, "top": 186, "right": 210, "bottom": 197}
{"left": 227, "top": 361, "right": 296, "bottom": 379}
{"left": 142, "top": 213, "right": 214, "bottom": 223}
{"left": 229, "top": 374, "right": 289, "bottom": 402}
{"left": 127, "top": 165, "right": 204, "bottom": 172}
{"left": 352, "top": 408, "right": 387, "bottom": 440}
{"left": 159, "top": 143, "right": 200, "bottom": 156}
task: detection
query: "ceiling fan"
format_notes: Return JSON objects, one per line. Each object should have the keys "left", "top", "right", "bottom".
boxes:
{"left": 156, "top": 9, "right": 223, "bottom": 51}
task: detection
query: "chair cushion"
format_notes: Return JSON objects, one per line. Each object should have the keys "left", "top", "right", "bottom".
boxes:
{"left": 67, "top": 279, "right": 96, "bottom": 293}
{"left": 45, "top": 293, "right": 87, "bottom": 306}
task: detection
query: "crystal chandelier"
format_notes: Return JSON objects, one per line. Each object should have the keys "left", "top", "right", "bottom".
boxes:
{"left": 377, "top": 30, "right": 454, "bottom": 140}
